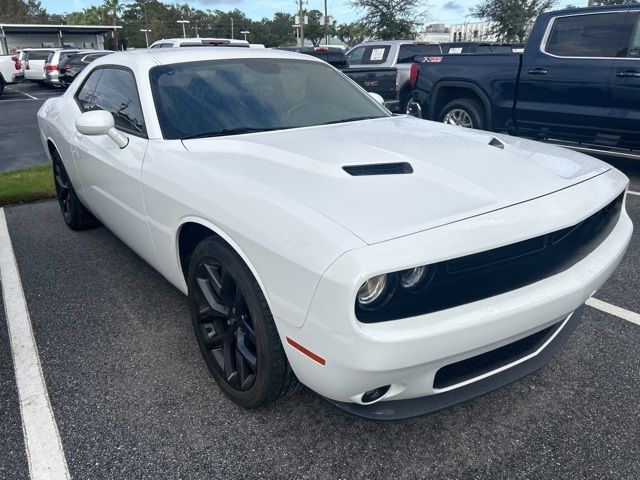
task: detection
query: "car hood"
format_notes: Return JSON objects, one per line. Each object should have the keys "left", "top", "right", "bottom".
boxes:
{"left": 183, "top": 116, "right": 610, "bottom": 244}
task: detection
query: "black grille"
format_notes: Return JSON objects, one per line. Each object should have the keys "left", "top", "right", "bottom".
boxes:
{"left": 357, "top": 192, "right": 624, "bottom": 323}
{"left": 433, "top": 321, "right": 562, "bottom": 389}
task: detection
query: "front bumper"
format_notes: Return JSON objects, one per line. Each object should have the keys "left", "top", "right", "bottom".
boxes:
{"left": 275, "top": 169, "right": 632, "bottom": 417}
{"left": 330, "top": 305, "right": 584, "bottom": 420}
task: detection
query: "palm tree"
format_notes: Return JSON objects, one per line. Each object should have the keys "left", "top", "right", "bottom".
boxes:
{"left": 103, "top": 0, "right": 123, "bottom": 50}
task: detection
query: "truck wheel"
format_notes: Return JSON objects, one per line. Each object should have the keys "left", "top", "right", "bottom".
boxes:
{"left": 187, "top": 236, "right": 301, "bottom": 408}
{"left": 52, "top": 151, "right": 100, "bottom": 230}
{"left": 438, "top": 98, "right": 485, "bottom": 130}
{"left": 0, "top": 79, "right": 4, "bottom": 97}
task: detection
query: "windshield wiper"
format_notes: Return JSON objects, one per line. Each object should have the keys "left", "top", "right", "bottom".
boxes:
{"left": 180, "top": 126, "right": 294, "bottom": 140}
{"left": 321, "top": 116, "right": 383, "bottom": 126}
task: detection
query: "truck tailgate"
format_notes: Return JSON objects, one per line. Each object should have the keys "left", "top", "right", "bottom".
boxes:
{"left": 343, "top": 68, "right": 397, "bottom": 101}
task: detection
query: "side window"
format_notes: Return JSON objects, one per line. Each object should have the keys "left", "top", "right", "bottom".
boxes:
{"left": 545, "top": 12, "right": 626, "bottom": 58}
{"left": 627, "top": 14, "right": 640, "bottom": 57}
{"left": 75, "top": 69, "right": 103, "bottom": 111}
{"left": 362, "top": 45, "right": 391, "bottom": 64}
{"left": 346, "top": 46, "right": 365, "bottom": 65}
{"left": 91, "top": 68, "right": 146, "bottom": 137}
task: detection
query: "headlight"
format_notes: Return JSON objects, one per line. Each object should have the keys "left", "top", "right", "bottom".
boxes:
{"left": 399, "top": 266, "right": 432, "bottom": 291}
{"left": 400, "top": 266, "right": 426, "bottom": 288}
{"left": 356, "top": 274, "right": 392, "bottom": 309}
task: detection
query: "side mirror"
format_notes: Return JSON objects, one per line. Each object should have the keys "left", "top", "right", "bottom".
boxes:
{"left": 75, "top": 110, "right": 129, "bottom": 149}
{"left": 368, "top": 92, "right": 385, "bottom": 106}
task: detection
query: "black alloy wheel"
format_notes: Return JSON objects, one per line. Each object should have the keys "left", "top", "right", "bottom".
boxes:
{"left": 193, "top": 259, "right": 258, "bottom": 391}
{"left": 51, "top": 151, "right": 99, "bottom": 230}
{"left": 187, "top": 236, "right": 300, "bottom": 408}
{"left": 53, "top": 160, "right": 71, "bottom": 222}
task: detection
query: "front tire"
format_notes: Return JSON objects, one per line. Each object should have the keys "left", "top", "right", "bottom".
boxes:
{"left": 187, "top": 236, "right": 300, "bottom": 408}
{"left": 52, "top": 151, "right": 99, "bottom": 230}
{"left": 438, "top": 98, "right": 485, "bottom": 130}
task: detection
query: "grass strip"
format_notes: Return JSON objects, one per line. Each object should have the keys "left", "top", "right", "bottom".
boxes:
{"left": 0, "top": 165, "right": 55, "bottom": 207}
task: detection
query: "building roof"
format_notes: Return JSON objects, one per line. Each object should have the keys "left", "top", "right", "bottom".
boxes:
{"left": 0, "top": 24, "right": 121, "bottom": 34}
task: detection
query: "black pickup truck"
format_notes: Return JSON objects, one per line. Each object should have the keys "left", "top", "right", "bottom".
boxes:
{"left": 407, "top": 5, "right": 640, "bottom": 158}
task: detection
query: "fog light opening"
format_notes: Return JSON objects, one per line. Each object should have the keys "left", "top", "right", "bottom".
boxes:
{"left": 361, "top": 385, "right": 391, "bottom": 404}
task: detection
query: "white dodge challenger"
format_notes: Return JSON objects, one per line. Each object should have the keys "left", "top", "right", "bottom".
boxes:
{"left": 37, "top": 48, "right": 632, "bottom": 419}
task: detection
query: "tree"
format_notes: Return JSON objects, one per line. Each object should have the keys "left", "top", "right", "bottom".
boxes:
{"left": 104, "top": 0, "right": 124, "bottom": 50}
{"left": 337, "top": 21, "right": 370, "bottom": 46}
{"left": 470, "top": 0, "right": 555, "bottom": 42}
{"left": 0, "top": 0, "right": 48, "bottom": 23}
{"left": 67, "top": 6, "right": 108, "bottom": 26}
{"left": 348, "top": 0, "right": 428, "bottom": 40}
{"left": 305, "top": 9, "right": 337, "bottom": 46}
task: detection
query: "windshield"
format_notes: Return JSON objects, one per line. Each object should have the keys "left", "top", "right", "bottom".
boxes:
{"left": 150, "top": 58, "right": 389, "bottom": 140}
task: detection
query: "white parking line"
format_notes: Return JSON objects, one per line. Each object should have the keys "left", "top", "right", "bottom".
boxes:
{"left": 587, "top": 297, "right": 640, "bottom": 326}
{"left": 5, "top": 87, "right": 38, "bottom": 100}
{"left": 628, "top": 190, "right": 640, "bottom": 197}
{"left": 0, "top": 98, "right": 39, "bottom": 103}
{"left": 0, "top": 209, "right": 70, "bottom": 480}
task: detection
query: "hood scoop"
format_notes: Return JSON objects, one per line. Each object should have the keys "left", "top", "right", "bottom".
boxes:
{"left": 489, "top": 137, "right": 505, "bottom": 149}
{"left": 342, "top": 162, "right": 413, "bottom": 176}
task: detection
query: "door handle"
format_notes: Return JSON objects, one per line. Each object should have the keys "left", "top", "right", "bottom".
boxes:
{"left": 616, "top": 70, "right": 640, "bottom": 78}
{"left": 527, "top": 68, "right": 548, "bottom": 75}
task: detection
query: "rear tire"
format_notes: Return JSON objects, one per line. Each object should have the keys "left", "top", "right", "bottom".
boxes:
{"left": 187, "top": 236, "right": 300, "bottom": 408}
{"left": 438, "top": 98, "right": 485, "bottom": 130}
{"left": 0, "top": 80, "right": 4, "bottom": 97}
{"left": 52, "top": 151, "right": 100, "bottom": 230}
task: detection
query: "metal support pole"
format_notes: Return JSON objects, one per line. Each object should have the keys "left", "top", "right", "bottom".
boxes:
{"left": 299, "top": 0, "right": 305, "bottom": 47}
{"left": 324, "top": 0, "right": 328, "bottom": 46}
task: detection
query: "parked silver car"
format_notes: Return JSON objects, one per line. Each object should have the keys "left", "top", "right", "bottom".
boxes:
{"left": 44, "top": 49, "right": 81, "bottom": 86}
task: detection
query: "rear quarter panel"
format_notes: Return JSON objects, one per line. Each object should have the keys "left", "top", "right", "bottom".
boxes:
{"left": 415, "top": 54, "right": 521, "bottom": 130}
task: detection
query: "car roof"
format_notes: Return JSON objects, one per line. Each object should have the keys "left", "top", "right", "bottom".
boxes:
{"left": 151, "top": 37, "right": 249, "bottom": 45}
{"left": 89, "top": 46, "right": 324, "bottom": 69}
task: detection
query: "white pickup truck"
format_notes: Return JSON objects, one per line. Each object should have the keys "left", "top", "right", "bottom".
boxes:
{"left": 0, "top": 54, "right": 22, "bottom": 96}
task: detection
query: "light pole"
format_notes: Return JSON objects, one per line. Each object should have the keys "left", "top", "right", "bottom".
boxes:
{"left": 177, "top": 20, "right": 190, "bottom": 39}
{"left": 140, "top": 29, "right": 151, "bottom": 48}
{"left": 240, "top": 30, "right": 250, "bottom": 41}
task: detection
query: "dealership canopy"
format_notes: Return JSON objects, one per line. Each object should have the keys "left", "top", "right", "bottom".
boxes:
{"left": 0, "top": 24, "right": 121, "bottom": 55}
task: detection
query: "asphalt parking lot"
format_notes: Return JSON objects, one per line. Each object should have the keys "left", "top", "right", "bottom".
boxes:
{"left": 1, "top": 82, "right": 640, "bottom": 479}
{"left": 0, "top": 82, "right": 64, "bottom": 173}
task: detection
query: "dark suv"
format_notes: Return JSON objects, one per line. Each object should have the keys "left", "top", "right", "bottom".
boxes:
{"left": 57, "top": 50, "right": 114, "bottom": 87}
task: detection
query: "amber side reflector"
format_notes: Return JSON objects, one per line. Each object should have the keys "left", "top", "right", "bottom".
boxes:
{"left": 286, "top": 337, "right": 326, "bottom": 366}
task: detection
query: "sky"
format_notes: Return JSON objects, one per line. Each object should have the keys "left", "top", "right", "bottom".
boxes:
{"left": 42, "top": 0, "right": 586, "bottom": 27}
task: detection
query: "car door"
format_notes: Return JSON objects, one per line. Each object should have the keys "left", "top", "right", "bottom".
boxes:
{"left": 515, "top": 10, "right": 627, "bottom": 145}
{"left": 72, "top": 66, "right": 156, "bottom": 264}
{"left": 606, "top": 9, "right": 640, "bottom": 152}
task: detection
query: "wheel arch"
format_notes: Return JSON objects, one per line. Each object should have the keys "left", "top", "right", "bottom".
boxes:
{"left": 176, "top": 217, "right": 272, "bottom": 310}
{"left": 430, "top": 81, "right": 492, "bottom": 127}
{"left": 46, "top": 137, "right": 60, "bottom": 158}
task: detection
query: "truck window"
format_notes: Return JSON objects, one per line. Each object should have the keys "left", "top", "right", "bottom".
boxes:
{"left": 545, "top": 12, "right": 626, "bottom": 58}
{"left": 346, "top": 46, "right": 365, "bottom": 65}
{"left": 362, "top": 45, "right": 391, "bottom": 64}
{"left": 628, "top": 15, "right": 640, "bottom": 57}
{"left": 397, "top": 44, "right": 442, "bottom": 63}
